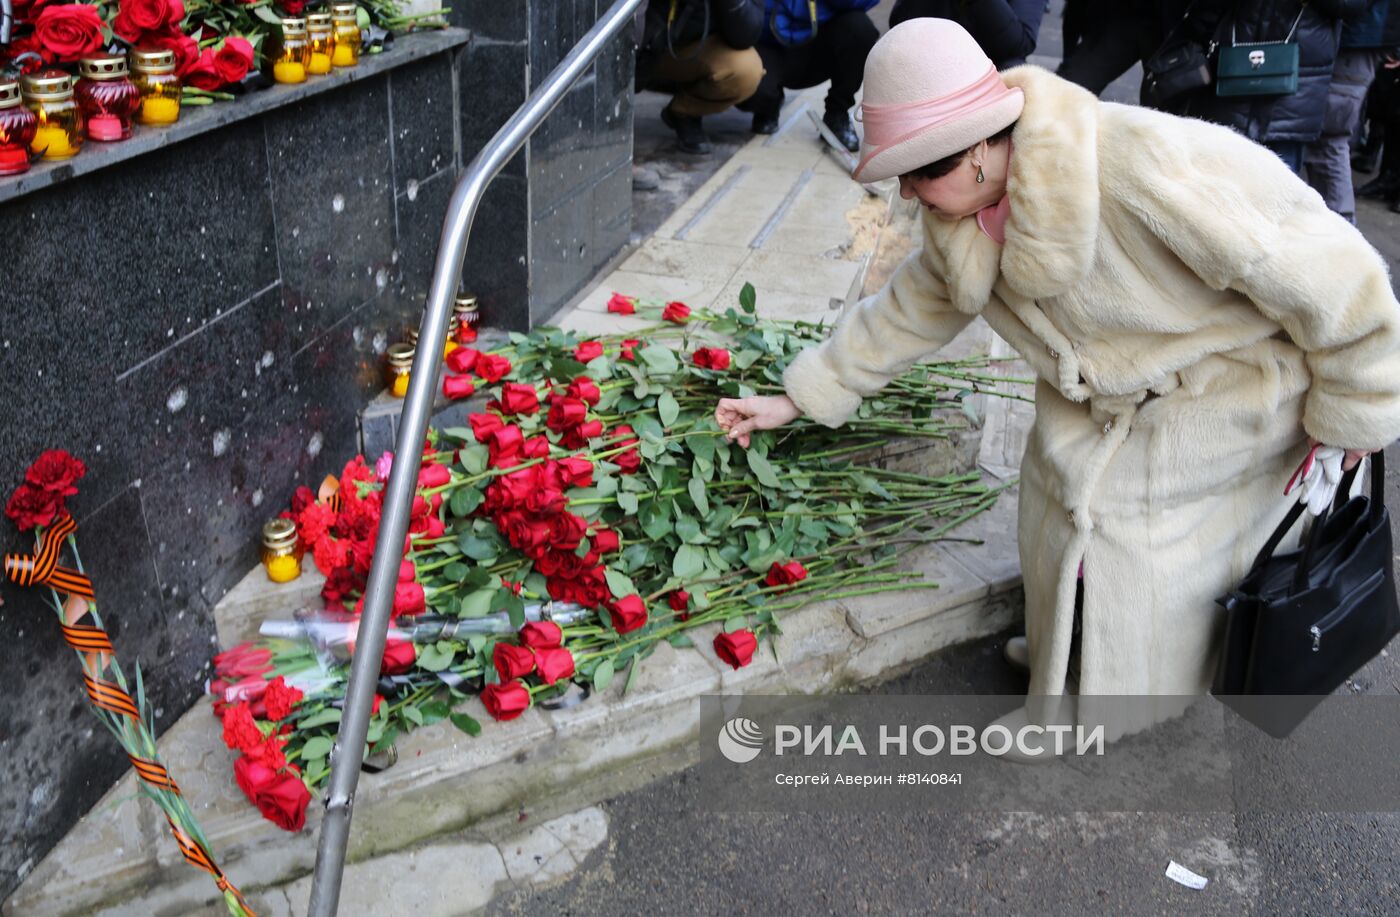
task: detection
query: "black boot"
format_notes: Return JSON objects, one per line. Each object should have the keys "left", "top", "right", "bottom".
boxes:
{"left": 661, "top": 104, "right": 711, "bottom": 155}
{"left": 1358, "top": 170, "right": 1400, "bottom": 201}
{"left": 751, "top": 110, "right": 780, "bottom": 135}
{"left": 823, "top": 110, "right": 860, "bottom": 154}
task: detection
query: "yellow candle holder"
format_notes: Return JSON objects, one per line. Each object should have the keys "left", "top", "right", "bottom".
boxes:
{"left": 21, "top": 70, "right": 83, "bottom": 161}
{"left": 307, "top": 12, "right": 334, "bottom": 76}
{"left": 273, "top": 18, "right": 312, "bottom": 84}
{"left": 330, "top": 3, "right": 362, "bottom": 68}
{"left": 261, "top": 518, "right": 303, "bottom": 584}
{"left": 131, "top": 48, "right": 182, "bottom": 126}
{"left": 385, "top": 342, "right": 415, "bottom": 397}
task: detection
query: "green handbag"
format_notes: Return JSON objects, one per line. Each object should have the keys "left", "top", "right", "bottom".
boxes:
{"left": 1216, "top": 4, "right": 1306, "bottom": 97}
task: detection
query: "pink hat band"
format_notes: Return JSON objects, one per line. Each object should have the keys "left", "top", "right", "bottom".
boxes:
{"left": 857, "top": 63, "right": 1024, "bottom": 177}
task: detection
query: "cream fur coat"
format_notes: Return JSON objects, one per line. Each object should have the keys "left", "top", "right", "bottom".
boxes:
{"left": 783, "top": 66, "right": 1400, "bottom": 730}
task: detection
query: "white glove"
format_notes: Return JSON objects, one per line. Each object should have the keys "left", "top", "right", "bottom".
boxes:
{"left": 1286, "top": 445, "right": 1346, "bottom": 516}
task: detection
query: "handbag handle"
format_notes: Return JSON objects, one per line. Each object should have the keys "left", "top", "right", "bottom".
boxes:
{"left": 1248, "top": 450, "right": 1385, "bottom": 593}
{"left": 1230, "top": 1, "right": 1308, "bottom": 48}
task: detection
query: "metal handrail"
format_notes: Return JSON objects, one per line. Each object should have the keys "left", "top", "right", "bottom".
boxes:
{"left": 306, "top": 0, "right": 646, "bottom": 911}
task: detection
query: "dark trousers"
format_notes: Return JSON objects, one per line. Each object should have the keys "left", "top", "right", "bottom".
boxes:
{"left": 1057, "top": 4, "right": 1163, "bottom": 96}
{"left": 744, "top": 10, "right": 879, "bottom": 119}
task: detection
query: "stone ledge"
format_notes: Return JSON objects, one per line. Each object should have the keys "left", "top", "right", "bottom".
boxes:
{"left": 8, "top": 488, "right": 1023, "bottom": 917}
{"left": 0, "top": 29, "right": 470, "bottom": 207}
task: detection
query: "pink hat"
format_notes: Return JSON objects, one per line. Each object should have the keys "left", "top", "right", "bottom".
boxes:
{"left": 854, "top": 19, "right": 1025, "bottom": 183}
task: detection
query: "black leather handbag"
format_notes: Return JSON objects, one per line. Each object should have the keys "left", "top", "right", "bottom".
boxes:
{"left": 1140, "top": 0, "right": 1216, "bottom": 110}
{"left": 1213, "top": 452, "right": 1400, "bottom": 737}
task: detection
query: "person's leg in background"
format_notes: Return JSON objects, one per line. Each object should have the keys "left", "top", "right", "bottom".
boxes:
{"left": 742, "top": 10, "right": 877, "bottom": 150}
{"left": 649, "top": 35, "right": 765, "bottom": 154}
{"left": 1057, "top": 2, "right": 1154, "bottom": 95}
{"left": 1305, "top": 49, "right": 1380, "bottom": 223}
{"left": 1359, "top": 63, "right": 1400, "bottom": 204}
{"left": 1267, "top": 141, "right": 1307, "bottom": 175}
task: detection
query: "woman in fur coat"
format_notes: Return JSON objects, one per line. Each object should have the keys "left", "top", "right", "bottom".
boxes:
{"left": 715, "top": 19, "right": 1400, "bottom": 747}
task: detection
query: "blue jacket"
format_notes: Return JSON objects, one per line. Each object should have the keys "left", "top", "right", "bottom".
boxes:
{"left": 1342, "top": 0, "right": 1390, "bottom": 47}
{"left": 761, "top": 0, "right": 880, "bottom": 46}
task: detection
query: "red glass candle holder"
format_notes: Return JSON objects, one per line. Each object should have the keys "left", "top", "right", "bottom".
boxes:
{"left": 0, "top": 80, "right": 37, "bottom": 176}
{"left": 75, "top": 56, "right": 141, "bottom": 143}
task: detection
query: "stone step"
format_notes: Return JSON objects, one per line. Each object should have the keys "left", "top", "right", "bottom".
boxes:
{"left": 7, "top": 489, "right": 1023, "bottom": 917}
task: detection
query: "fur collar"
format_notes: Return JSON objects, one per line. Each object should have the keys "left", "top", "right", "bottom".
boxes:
{"left": 923, "top": 66, "right": 1102, "bottom": 308}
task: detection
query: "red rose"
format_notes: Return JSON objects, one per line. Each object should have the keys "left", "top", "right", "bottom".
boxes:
{"left": 566, "top": 377, "right": 601, "bottom": 406}
{"left": 492, "top": 643, "right": 536, "bottom": 681}
{"left": 488, "top": 425, "right": 525, "bottom": 468}
{"left": 606, "top": 292, "right": 635, "bottom": 315}
{"left": 34, "top": 5, "right": 105, "bottom": 61}
{"left": 212, "top": 36, "right": 254, "bottom": 83}
{"left": 447, "top": 347, "right": 480, "bottom": 374}
{"left": 669, "top": 590, "right": 690, "bottom": 612}
{"left": 535, "top": 647, "right": 575, "bottom": 685}
{"left": 418, "top": 463, "right": 451, "bottom": 489}
{"left": 523, "top": 435, "right": 551, "bottom": 460}
{"left": 547, "top": 397, "right": 588, "bottom": 433}
{"left": 380, "top": 638, "right": 416, "bottom": 675}
{"left": 557, "top": 457, "right": 593, "bottom": 488}
{"left": 526, "top": 486, "right": 566, "bottom": 516}
{"left": 280, "top": 0, "right": 306, "bottom": 14}
{"left": 591, "top": 528, "right": 620, "bottom": 554}
{"left": 214, "top": 642, "right": 273, "bottom": 680}
{"left": 692, "top": 347, "right": 731, "bottom": 370}
{"left": 4, "top": 484, "right": 63, "bottom": 532}
{"left": 398, "top": 559, "right": 417, "bottom": 582}
{"left": 662, "top": 301, "right": 691, "bottom": 324}
{"left": 147, "top": 30, "right": 201, "bottom": 75}
{"left": 262, "top": 677, "right": 304, "bottom": 721}
{"left": 714, "top": 629, "right": 758, "bottom": 669}
{"left": 372, "top": 694, "right": 384, "bottom": 715}
{"left": 393, "top": 581, "right": 426, "bottom": 616}
{"left": 113, "top": 0, "right": 183, "bottom": 40}
{"left": 475, "top": 354, "right": 513, "bottom": 383}
{"left": 608, "top": 595, "right": 648, "bottom": 634}
{"left": 184, "top": 49, "right": 225, "bottom": 92}
{"left": 574, "top": 340, "right": 604, "bottom": 362}
{"left": 220, "top": 703, "right": 264, "bottom": 752}
{"left": 468, "top": 412, "right": 504, "bottom": 443}
{"left": 234, "top": 757, "right": 311, "bottom": 832}
{"left": 620, "top": 339, "right": 640, "bottom": 361}
{"left": 443, "top": 374, "right": 476, "bottom": 400}
{"left": 24, "top": 449, "right": 86, "bottom": 496}
{"left": 498, "top": 382, "right": 540, "bottom": 415}
{"left": 481, "top": 680, "right": 531, "bottom": 721}
{"left": 765, "top": 561, "right": 808, "bottom": 591}
{"left": 609, "top": 427, "right": 641, "bottom": 474}
{"left": 519, "top": 621, "right": 563, "bottom": 649}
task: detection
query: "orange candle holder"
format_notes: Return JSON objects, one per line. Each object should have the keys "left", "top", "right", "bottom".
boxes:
{"left": 330, "top": 3, "right": 362, "bottom": 68}
{"left": 261, "top": 519, "right": 304, "bottom": 584}
{"left": 21, "top": 70, "right": 83, "bottom": 161}
{"left": 131, "top": 48, "right": 182, "bottom": 126}
{"left": 385, "top": 342, "right": 415, "bottom": 397}
{"left": 307, "top": 12, "right": 335, "bottom": 76}
{"left": 273, "top": 18, "right": 312, "bottom": 84}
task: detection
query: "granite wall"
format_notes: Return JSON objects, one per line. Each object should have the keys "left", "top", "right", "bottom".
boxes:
{"left": 1, "top": 7, "right": 634, "bottom": 901}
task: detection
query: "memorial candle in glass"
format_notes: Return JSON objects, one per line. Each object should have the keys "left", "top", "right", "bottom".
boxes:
{"left": 21, "top": 71, "right": 83, "bottom": 160}
{"left": 0, "top": 80, "right": 38, "bottom": 175}
{"left": 331, "top": 4, "right": 362, "bottom": 68}
{"left": 273, "top": 18, "right": 312, "bottom": 84}
{"left": 131, "top": 48, "right": 182, "bottom": 126}
{"left": 75, "top": 55, "right": 141, "bottom": 142}
{"left": 307, "top": 12, "right": 334, "bottom": 75}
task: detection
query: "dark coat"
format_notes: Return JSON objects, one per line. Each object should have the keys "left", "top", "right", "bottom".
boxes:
{"left": 1384, "top": 0, "right": 1400, "bottom": 45}
{"left": 1342, "top": 0, "right": 1389, "bottom": 48}
{"left": 1185, "top": 0, "right": 1368, "bottom": 142}
{"left": 889, "top": 0, "right": 1046, "bottom": 67}
{"left": 640, "top": 0, "right": 765, "bottom": 52}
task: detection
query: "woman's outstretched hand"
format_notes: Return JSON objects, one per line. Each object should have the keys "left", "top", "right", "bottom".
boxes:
{"left": 715, "top": 394, "right": 801, "bottom": 448}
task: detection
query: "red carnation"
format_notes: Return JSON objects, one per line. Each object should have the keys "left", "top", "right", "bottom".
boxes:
{"left": 262, "top": 677, "right": 304, "bottom": 721}
{"left": 220, "top": 703, "right": 264, "bottom": 752}
{"left": 607, "top": 595, "right": 648, "bottom": 634}
{"left": 24, "top": 449, "right": 86, "bottom": 497}
{"left": 242, "top": 732, "right": 288, "bottom": 771}
{"left": 520, "top": 620, "right": 563, "bottom": 649}
{"left": 692, "top": 347, "right": 731, "bottom": 370}
{"left": 606, "top": 292, "right": 636, "bottom": 315}
{"left": 714, "top": 629, "right": 758, "bottom": 669}
{"left": 4, "top": 484, "right": 62, "bottom": 532}
{"left": 662, "top": 301, "right": 691, "bottom": 324}
{"left": 475, "top": 354, "right": 513, "bottom": 383}
{"left": 765, "top": 561, "right": 808, "bottom": 591}
{"left": 574, "top": 340, "right": 604, "bottom": 362}
{"left": 443, "top": 375, "right": 476, "bottom": 400}
{"left": 234, "top": 757, "right": 311, "bottom": 832}
{"left": 493, "top": 643, "right": 536, "bottom": 681}
{"left": 447, "top": 347, "right": 480, "bottom": 375}
{"left": 535, "top": 647, "right": 575, "bottom": 685}
{"left": 482, "top": 680, "right": 531, "bottom": 721}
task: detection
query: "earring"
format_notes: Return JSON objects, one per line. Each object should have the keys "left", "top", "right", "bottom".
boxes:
{"left": 976, "top": 165, "right": 985, "bottom": 184}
